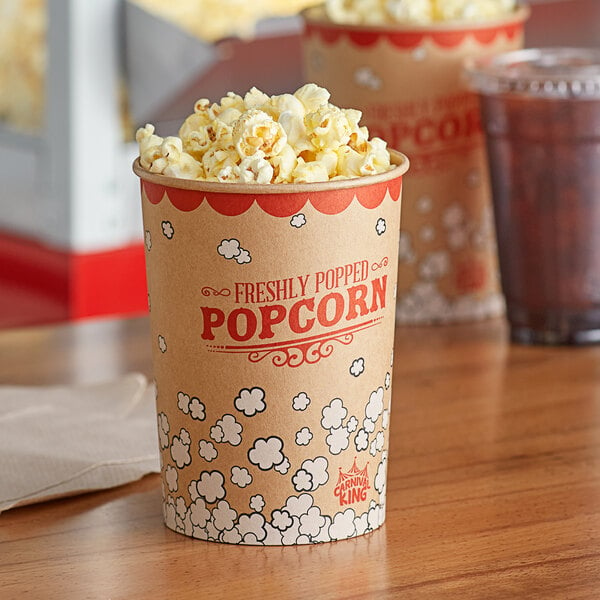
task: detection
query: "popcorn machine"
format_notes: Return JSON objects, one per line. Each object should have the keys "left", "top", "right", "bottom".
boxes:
{"left": 0, "top": 0, "right": 144, "bottom": 326}
{"left": 0, "top": 0, "right": 596, "bottom": 327}
{"left": 0, "top": 0, "right": 310, "bottom": 326}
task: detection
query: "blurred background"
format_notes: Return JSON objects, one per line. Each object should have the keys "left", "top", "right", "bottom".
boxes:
{"left": 0, "top": 0, "right": 598, "bottom": 329}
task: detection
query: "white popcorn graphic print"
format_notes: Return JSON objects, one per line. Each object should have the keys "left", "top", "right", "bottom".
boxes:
{"left": 419, "top": 251, "right": 449, "bottom": 281}
{"left": 194, "top": 471, "right": 227, "bottom": 504}
{"left": 354, "top": 66, "right": 382, "bottom": 90}
{"left": 234, "top": 387, "right": 266, "bottom": 417}
{"left": 350, "top": 357, "right": 365, "bottom": 377}
{"left": 165, "top": 465, "right": 178, "bottom": 493}
{"left": 321, "top": 398, "right": 347, "bottom": 430}
{"left": 362, "top": 417, "right": 375, "bottom": 434}
{"left": 161, "top": 220, "right": 174, "bottom": 239}
{"left": 292, "top": 392, "right": 311, "bottom": 411}
{"left": 382, "top": 409, "right": 390, "bottom": 430}
{"left": 274, "top": 457, "right": 291, "bottom": 475}
{"left": 198, "top": 440, "right": 218, "bottom": 462}
{"left": 177, "top": 391, "right": 206, "bottom": 420}
{"left": 210, "top": 414, "right": 242, "bottom": 446}
{"left": 355, "top": 428, "right": 369, "bottom": 452}
{"left": 416, "top": 195, "right": 433, "bottom": 213}
{"left": 157, "top": 412, "right": 170, "bottom": 450}
{"left": 235, "top": 248, "right": 252, "bottom": 265}
{"left": 326, "top": 427, "right": 350, "bottom": 455}
{"left": 346, "top": 416, "right": 358, "bottom": 433}
{"left": 295, "top": 427, "right": 313, "bottom": 446}
{"left": 398, "top": 231, "right": 416, "bottom": 264}
{"left": 365, "top": 387, "right": 384, "bottom": 423}
{"left": 290, "top": 213, "right": 306, "bottom": 228}
{"left": 248, "top": 436, "right": 286, "bottom": 471}
{"left": 329, "top": 508, "right": 356, "bottom": 541}
{"left": 217, "top": 238, "right": 242, "bottom": 259}
{"left": 231, "top": 466, "right": 253, "bottom": 488}
{"left": 171, "top": 428, "right": 192, "bottom": 468}
{"left": 412, "top": 46, "right": 427, "bottom": 62}
{"left": 217, "top": 238, "right": 252, "bottom": 264}
{"left": 249, "top": 495, "right": 265, "bottom": 512}
{"left": 292, "top": 469, "right": 313, "bottom": 492}
{"left": 292, "top": 457, "right": 329, "bottom": 493}
{"left": 155, "top": 354, "right": 391, "bottom": 545}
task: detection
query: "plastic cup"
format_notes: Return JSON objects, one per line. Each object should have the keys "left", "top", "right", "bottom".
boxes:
{"left": 133, "top": 151, "right": 409, "bottom": 544}
{"left": 467, "top": 48, "right": 600, "bottom": 344}
{"left": 302, "top": 5, "right": 529, "bottom": 324}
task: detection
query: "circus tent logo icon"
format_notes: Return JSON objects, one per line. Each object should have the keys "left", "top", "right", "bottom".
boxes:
{"left": 334, "top": 457, "right": 370, "bottom": 506}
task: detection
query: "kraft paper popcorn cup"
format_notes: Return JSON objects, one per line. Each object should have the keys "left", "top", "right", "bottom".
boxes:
{"left": 302, "top": 5, "right": 529, "bottom": 324}
{"left": 134, "top": 150, "right": 408, "bottom": 544}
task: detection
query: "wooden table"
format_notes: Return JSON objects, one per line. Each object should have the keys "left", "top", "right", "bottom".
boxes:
{"left": 2, "top": 316, "right": 600, "bottom": 599}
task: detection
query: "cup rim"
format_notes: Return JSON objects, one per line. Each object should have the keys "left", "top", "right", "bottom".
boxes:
{"left": 133, "top": 149, "right": 409, "bottom": 194}
{"left": 301, "top": 3, "right": 530, "bottom": 34}
{"left": 465, "top": 47, "right": 600, "bottom": 99}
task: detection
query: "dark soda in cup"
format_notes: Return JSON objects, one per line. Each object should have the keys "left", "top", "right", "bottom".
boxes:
{"left": 467, "top": 48, "right": 600, "bottom": 344}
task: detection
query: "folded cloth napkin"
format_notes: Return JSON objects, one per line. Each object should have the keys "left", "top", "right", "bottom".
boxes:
{"left": 0, "top": 373, "right": 160, "bottom": 513}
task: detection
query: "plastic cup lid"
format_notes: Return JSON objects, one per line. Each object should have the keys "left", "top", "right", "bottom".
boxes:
{"left": 465, "top": 47, "right": 600, "bottom": 99}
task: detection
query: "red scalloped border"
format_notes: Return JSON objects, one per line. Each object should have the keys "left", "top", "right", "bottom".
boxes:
{"left": 304, "top": 20, "right": 523, "bottom": 49}
{"left": 141, "top": 176, "right": 403, "bottom": 217}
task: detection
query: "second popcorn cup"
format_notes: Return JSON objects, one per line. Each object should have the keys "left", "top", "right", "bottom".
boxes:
{"left": 302, "top": 4, "right": 529, "bottom": 324}
{"left": 134, "top": 150, "right": 408, "bottom": 544}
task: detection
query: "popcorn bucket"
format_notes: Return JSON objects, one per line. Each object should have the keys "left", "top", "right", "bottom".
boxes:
{"left": 134, "top": 151, "right": 408, "bottom": 545}
{"left": 302, "top": 5, "right": 529, "bottom": 324}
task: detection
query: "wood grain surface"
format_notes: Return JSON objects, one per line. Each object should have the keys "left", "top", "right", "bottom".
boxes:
{"left": 1, "top": 316, "right": 600, "bottom": 599}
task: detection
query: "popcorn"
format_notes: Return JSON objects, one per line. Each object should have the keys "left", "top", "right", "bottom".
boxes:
{"left": 325, "top": 0, "right": 517, "bottom": 25}
{"left": 136, "top": 124, "right": 164, "bottom": 170}
{"left": 291, "top": 158, "right": 330, "bottom": 183}
{"left": 136, "top": 84, "right": 393, "bottom": 183}
{"left": 244, "top": 88, "right": 272, "bottom": 110}
{"left": 336, "top": 146, "right": 366, "bottom": 178}
{"left": 136, "top": 125, "right": 205, "bottom": 179}
{"left": 0, "top": 0, "right": 46, "bottom": 131}
{"left": 233, "top": 109, "right": 287, "bottom": 158}
{"left": 294, "top": 83, "right": 332, "bottom": 113}
{"left": 238, "top": 152, "right": 274, "bottom": 184}
{"left": 386, "top": 0, "right": 433, "bottom": 23}
{"left": 305, "top": 105, "right": 352, "bottom": 151}
{"left": 361, "top": 138, "right": 392, "bottom": 176}
{"left": 325, "top": 0, "right": 388, "bottom": 24}
{"left": 203, "top": 147, "right": 239, "bottom": 179}
{"left": 315, "top": 149, "right": 339, "bottom": 178}
{"left": 132, "top": 0, "right": 321, "bottom": 43}
{"left": 434, "top": 0, "right": 516, "bottom": 21}
{"left": 271, "top": 144, "right": 298, "bottom": 183}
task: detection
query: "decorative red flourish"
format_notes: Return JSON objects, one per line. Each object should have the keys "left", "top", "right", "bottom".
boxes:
{"left": 248, "top": 334, "right": 355, "bottom": 368}
{"left": 201, "top": 287, "right": 231, "bottom": 297}
{"left": 141, "top": 179, "right": 402, "bottom": 217}
{"left": 207, "top": 319, "right": 382, "bottom": 367}
{"left": 371, "top": 257, "right": 389, "bottom": 271}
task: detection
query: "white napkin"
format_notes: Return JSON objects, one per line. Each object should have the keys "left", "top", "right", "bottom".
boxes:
{"left": 0, "top": 373, "right": 160, "bottom": 513}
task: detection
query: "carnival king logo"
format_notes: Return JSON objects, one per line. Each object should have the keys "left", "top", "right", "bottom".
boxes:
{"left": 334, "top": 457, "right": 370, "bottom": 506}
